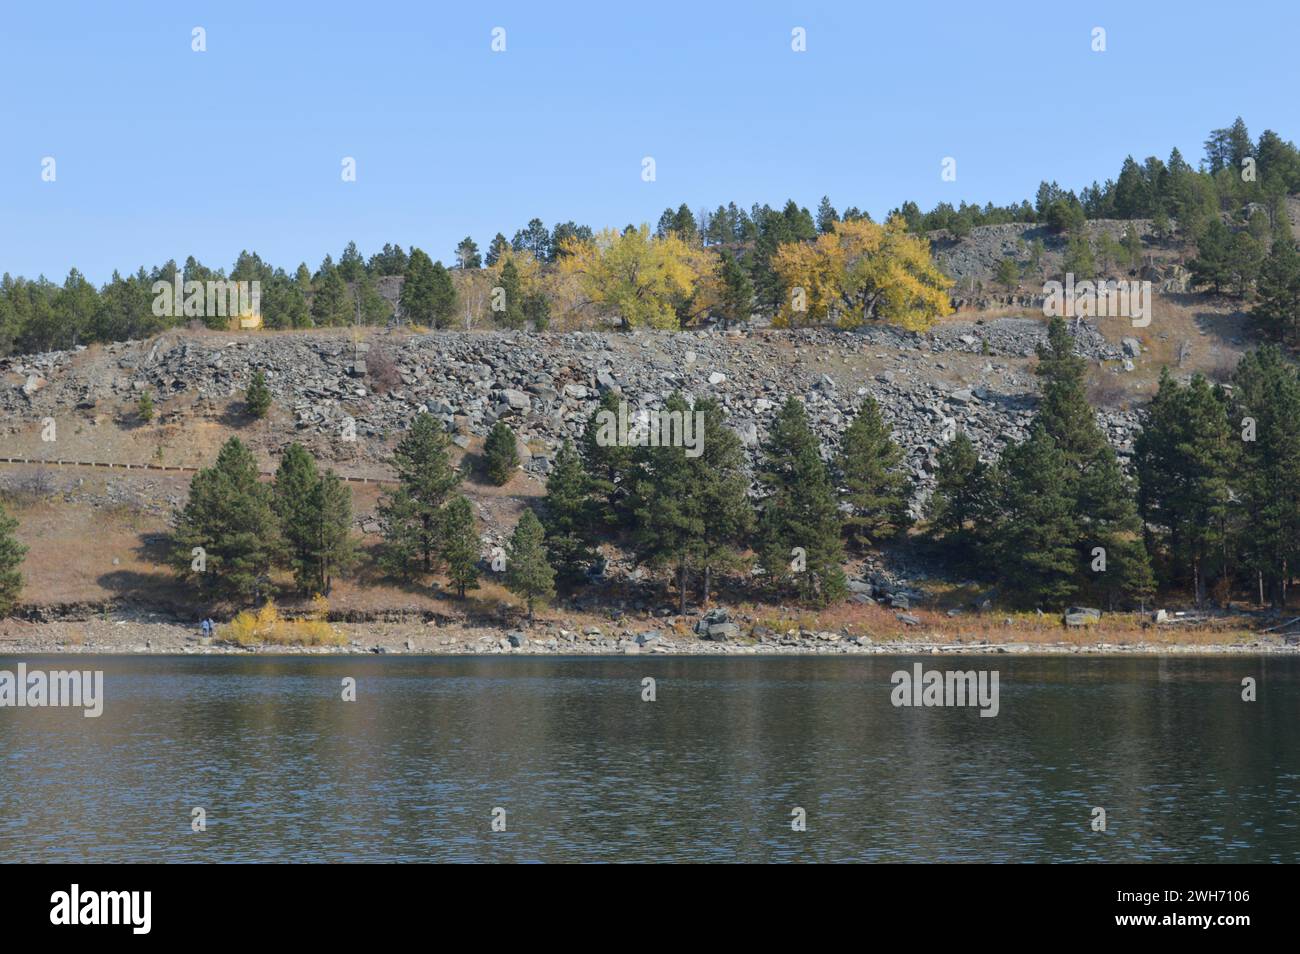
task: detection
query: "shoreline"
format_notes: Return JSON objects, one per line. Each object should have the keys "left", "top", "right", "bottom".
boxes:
{"left": 0, "top": 618, "right": 1294, "bottom": 658}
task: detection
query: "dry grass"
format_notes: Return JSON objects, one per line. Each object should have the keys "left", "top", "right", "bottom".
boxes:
{"left": 221, "top": 597, "right": 346, "bottom": 647}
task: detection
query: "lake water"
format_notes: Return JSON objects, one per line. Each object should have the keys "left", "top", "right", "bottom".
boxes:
{"left": 1, "top": 655, "right": 1297, "bottom": 863}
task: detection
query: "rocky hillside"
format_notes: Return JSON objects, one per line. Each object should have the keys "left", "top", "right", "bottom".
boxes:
{"left": 1, "top": 317, "right": 1157, "bottom": 519}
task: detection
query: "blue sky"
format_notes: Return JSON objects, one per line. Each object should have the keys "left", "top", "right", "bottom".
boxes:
{"left": 2, "top": 0, "right": 1296, "bottom": 283}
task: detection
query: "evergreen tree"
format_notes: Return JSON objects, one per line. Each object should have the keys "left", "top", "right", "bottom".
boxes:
{"left": 717, "top": 249, "right": 753, "bottom": 328}
{"left": 1135, "top": 370, "right": 1237, "bottom": 602}
{"left": 836, "top": 397, "right": 912, "bottom": 550}
{"left": 995, "top": 256, "right": 1020, "bottom": 291}
{"left": 581, "top": 390, "right": 633, "bottom": 528}
{"left": 494, "top": 258, "right": 526, "bottom": 329}
{"left": 523, "top": 289, "right": 550, "bottom": 330}
{"left": 455, "top": 237, "right": 482, "bottom": 269}
{"left": 987, "top": 425, "right": 1079, "bottom": 608}
{"left": 625, "top": 393, "right": 708, "bottom": 613}
{"left": 512, "top": 219, "right": 552, "bottom": 260}
{"left": 440, "top": 495, "right": 481, "bottom": 598}
{"left": 550, "top": 221, "right": 593, "bottom": 259}
{"left": 1255, "top": 238, "right": 1300, "bottom": 343}
{"left": 1189, "top": 218, "right": 1233, "bottom": 295}
{"left": 377, "top": 413, "right": 463, "bottom": 577}
{"left": 400, "top": 249, "right": 457, "bottom": 328}
{"left": 1226, "top": 230, "right": 1263, "bottom": 298}
{"left": 310, "top": 266, "right": 353, "bottom": 326}
{"left": 926, "top": 430, "right": 988, "bottom": 569}
{"left": 427, "top": 260, "right": 457, "bottom": 327}
{"left": 756, "top": 397, "right": 846, "bottom": 606}
{"left": 815, "top": 196, "right": 839, "bottom": 234}
{"left": 355, "top": 273, "right": 392, "bottom": 324}
{"left": 1122, "top": 225, "right": 1143, "bottom": 270}
{"left": 483, "top": 421, "right": 519, "bottom": 485}
{"left": 485, "top": 233, "right": 510, "bottom": 267}
{"left": 309, "top": 470, "right": 355, "bottom": 596}
{"left": 244, "top": 370, "right": 272, "bottom": 419}
{"left": 505, "top": 509, "right": 555, "bottom": 620}
{"left": 273, "top": 445, "right": 355, "bottom": 595}
{"left": 273, "top": 443, "right": 322, "bottom": 593}
{"left": 0, "top": 501, "right": 27, "bottom": 616}
{"left": 338, "top": 241, "right": 366, "bottom": 282}
{"left": 1062, "top": 232, "right": 1095, "bottom": 277}
{"left": 540, "top": 439, "right": 598, "bottom": 585}
{"left": 367, "top": 243, "right": 409, "bottom": 276}
{"left": 171, "top": 437, "right": 280, "bottom": 602}
{"left": 692, "top": 397, "right": 754, "bottom": 604}
{"left": 1032, "top": 317, "right": 1153, "bottom": 607}
{"left": 1232, "top": 346, "right": 1300, "bottom": 605}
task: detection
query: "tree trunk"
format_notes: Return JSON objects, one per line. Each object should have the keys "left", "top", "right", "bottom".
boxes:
{"left": 702, "top": 565, "right": 712, "bottom": 606}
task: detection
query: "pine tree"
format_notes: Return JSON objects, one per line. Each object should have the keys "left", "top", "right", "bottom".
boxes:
{"left": 377, "top": 413, "right": 462, "bottom": 578}
{"left": 273, "top": 443, "right": 322, "bottom": 593}
{"left": 483, "top": 421, "right": 519, "bottom": 485}
{"left": 1232, "top": 346, "right": 1300, "bottom": 605}
{"left": 136, "top": 391, "right": 154, "bottom": 422}
{"left": 1135, "top": 370, "right": 1237, "bottom": 602}
{"left": 1063, "top": 232, "right": 1095, "bottom": 277}
{"left": 693, "top": 397, "right": 754, "bottom": 604}
{"left": 494, "top": 259, "right": 526, "bottom": 329}
{"left": 310, "top": 267, "right": 353, "bottom": 326}
{"left": 994, "top": 256, "right": 1020, "bottom": 291}
{"left": 836, "top": 397, "right": 913, "bottom": 551}
{"left": 1254, "top": 238, "right": 1300, "bottom": 343}
{"left": 485, "top": 233, "right": 510, "bottom": 267}
{"left": 400, "top": 249, "right": 457, "bottom": 328}
{"left": 540, "top": 439, "right": 598, "bottom": 585}
{"left": 581, "top": 390, "right": 633, "bottom": 528}
{"left": 717, "top": 249, "right": 753, "bottom": 328}
{"left": 309, "top": 470, "right": 354, "bottom": 595}
{"left": 1032, "top": 316, "right": 1153, "bottom": 607}
{"left": 926, "top": 431, "right": 988, "bottom": 569}
{"left": 756, "top": 397, "right": 846, "bottom": 606}
{"left": 987, "top": 425, "right": 1079, "bottom": 608}
{"left": 171, "top": 437, "right": 280, "bottom": 602}
{"left": 505, "top": 509, "right": 554, "bottom": 620}
{"left": 455, "top": 237, "right": 482, "bottom": 270}
{"left": 0, "top": 501, "right": 27, "bottom": 616}
{"left": 355, "top": 273, "right": 392, "bottom": 324}
{"left": 1122, "top": 225, "right": 1143, "bottom": 270}
{"left": 440, "top": 495, "right": 481, "bottom": 598}
{"left": 815, "top": 196, "right": 839, "bottom": 234}
{"left": 625, "top": 394, "right": 708, "bottom": 613}
{"left": 1189, "top": 218, "right": 1233, "bottom": 295}
{"left": 245, "top": 370, "right": 272, "bottom": 419}
{"left": 523, "top": 289, "right": 550, "bottom": 330}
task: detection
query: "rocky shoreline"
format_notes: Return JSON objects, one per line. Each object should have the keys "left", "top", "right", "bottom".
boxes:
{"left": 0, "top": 618, "right": 1293, "bottom": 657}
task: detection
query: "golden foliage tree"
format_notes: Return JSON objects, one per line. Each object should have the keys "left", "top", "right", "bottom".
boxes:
{"left": 557, "top": 225, "right": 715, "bottom": 329}
{"left": 771, "top": 217, "right": 952, "bottom": 331}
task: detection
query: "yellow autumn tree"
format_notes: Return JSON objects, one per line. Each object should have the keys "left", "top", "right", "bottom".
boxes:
{"left": 771, "top": 217, "right": 952, "bottom": 331}
{"left": 557, "top": 225, "right": 713, "bottom": 329}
